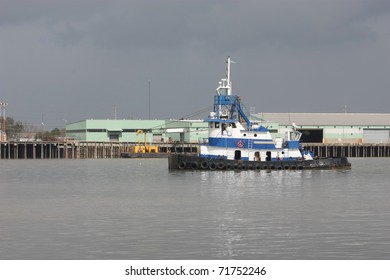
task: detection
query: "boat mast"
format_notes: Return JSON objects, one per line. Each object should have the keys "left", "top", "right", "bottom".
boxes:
{"left": 214, "top": 57, "right": 232, "bottom": 118}
{"left": 226, "top": 56, "right": 232, "bottom": 95}
{"left": 216, "top": 56, "right": 232, "bottom": 96}
{"left": 210, "top": 57, "right": 253, "bottom": 129}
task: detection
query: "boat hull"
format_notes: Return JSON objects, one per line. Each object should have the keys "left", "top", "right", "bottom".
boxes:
{"left": 168, "top": 154, "right": 351, "bottom": 171}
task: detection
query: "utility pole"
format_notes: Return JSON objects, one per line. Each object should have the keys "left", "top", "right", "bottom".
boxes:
{"left": 148, "top": 81, "right": 151, "bottom": 119}
{"left": 0, "top": 101, "right": 8, "bottom": 141}
{"left": 41, "top": 113, "right": 45, "bottom": 132}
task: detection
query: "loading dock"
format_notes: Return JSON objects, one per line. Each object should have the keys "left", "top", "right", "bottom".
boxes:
{"left": 298, "top": 129, "right": 323, "bottom": 143}
{"left": 363, "top": 129, "right": 390, "bottom": 143}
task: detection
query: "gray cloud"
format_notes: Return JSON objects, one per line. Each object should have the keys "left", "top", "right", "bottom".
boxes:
{"left": 1, "top": 0, "right": 390, "bottom": 129}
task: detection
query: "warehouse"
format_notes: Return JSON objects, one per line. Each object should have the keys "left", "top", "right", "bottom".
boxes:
{"left": 257, "top": 113, "right": 390, "bottom": 144}
{"left": 65, "top": 119, "right": 208, "bottom": 143}
{"left": 66, "top": 113, "right": 390, "bottom": 144}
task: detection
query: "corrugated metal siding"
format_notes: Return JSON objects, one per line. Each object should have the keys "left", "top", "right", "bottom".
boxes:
{"left": 257, "top": 113, "right": 390, "bottom": 126}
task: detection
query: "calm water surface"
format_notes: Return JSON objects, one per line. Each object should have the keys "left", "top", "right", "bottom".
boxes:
{"left": 1, "top": 158, "right": 389, "bottom": 259}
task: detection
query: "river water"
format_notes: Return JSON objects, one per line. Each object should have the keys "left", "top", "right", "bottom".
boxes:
{"left": 0, "top": 158, "right": 389, "bottom": 259}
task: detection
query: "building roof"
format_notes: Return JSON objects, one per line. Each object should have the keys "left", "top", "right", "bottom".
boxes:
{"left": 254, "top": 113, "right": 390, "bottom": 126}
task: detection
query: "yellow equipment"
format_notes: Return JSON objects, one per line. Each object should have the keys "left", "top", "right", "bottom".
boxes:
{"left": 130, "top": 129, "right": 158, "bottom": 153}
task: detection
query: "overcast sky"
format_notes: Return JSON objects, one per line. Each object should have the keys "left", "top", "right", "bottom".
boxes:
{"left": 1, "top": 0, "right": 390, "bottom": 129}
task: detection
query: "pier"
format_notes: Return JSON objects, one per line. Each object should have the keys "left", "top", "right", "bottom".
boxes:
{"left": 1, "top": 141, "right": 390, "bottom": 159}
{"left": 303, "top": 143, "right": 390, "bottom": 158}
{"left": 0, "top": 141, "right": 198, "bottom": 159}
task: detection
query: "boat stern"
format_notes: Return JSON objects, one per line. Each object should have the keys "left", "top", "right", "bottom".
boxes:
{"left": 168, "top": 154, "right": 180, "bottom": 170}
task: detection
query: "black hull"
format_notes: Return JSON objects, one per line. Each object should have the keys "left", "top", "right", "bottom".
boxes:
{"left": 168, "top": 154, "right": 351, "bottom": 171}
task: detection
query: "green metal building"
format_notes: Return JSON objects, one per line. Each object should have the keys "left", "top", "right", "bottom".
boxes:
{"left": 66, "top": 119, "right": 208, "bottom": 143}
{"left": 66, "top": 113, "right": 390, "bottom": 144}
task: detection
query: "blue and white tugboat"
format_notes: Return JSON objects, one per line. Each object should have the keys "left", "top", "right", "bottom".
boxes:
{"left": 168, "top": 57, "right": 351, "bottom": 171}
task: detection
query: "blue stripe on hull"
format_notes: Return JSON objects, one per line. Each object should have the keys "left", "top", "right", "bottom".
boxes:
{"left": 208, "top": 137, "right": 275, "bottom": 149}
{"left": 200, "top": 154, "right": 301, "bottom": 162}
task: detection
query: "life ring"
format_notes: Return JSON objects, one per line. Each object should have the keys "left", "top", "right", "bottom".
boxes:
{"left": 255, "top": 164, "right": 261, "bottom": 170}
{"left": 236, "top": 140, "right": 245, "bottom": 148}
{"left": 178, "top": 161, "right": 186, "bottom": 170}
{"left": 217, "top": 162, "right": 225, "bottom": 169}
{"left": 209, "top": 162, "right": 217, "bottom": 170}
{"left": 283, "top": 164, "right": 290, "bottom": 170}
{"left": 297, "top": 165, "right": 304, "bottom": 170}
{"left": 191, "top": 162, "right": 199, "bottom": 169}
{"left": 226, "top": 163, "right": 233, "bottom": 170}
{"left": 201, "top": 161, "right": 209, "bottom": 169}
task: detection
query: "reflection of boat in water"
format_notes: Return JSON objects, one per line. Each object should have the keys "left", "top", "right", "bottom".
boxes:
{"left": 169, "top": 57, "right": 351, "bottom": 171}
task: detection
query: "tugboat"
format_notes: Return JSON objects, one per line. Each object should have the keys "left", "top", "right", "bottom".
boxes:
{"left": 168, "top": 57, "right": 351, "bottom": 171}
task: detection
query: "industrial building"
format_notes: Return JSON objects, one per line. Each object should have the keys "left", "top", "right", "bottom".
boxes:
{"left": 65, "top": 119, "right": 208, "bottom": 143}
{"left": 257, "top": 113, "right": 390, "bottom": 144}
{"left": 65, "top": 113, "right": 390, "bottom": 144}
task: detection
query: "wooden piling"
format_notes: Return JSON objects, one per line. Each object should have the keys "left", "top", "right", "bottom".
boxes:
{"left": 2, "top": 141, "right": 390, "bottom": 160}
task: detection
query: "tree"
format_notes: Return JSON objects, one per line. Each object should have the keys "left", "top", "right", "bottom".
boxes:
{"left": 36, "top": 128, "right": 65, "bottom": 141}
{"left": 2, "top": 117, "right": 24, "bottom": 140}
{"left": 51, "top": 128, "right": 62, "bottom": 137}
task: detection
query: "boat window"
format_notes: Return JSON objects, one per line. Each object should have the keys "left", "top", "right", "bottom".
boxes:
{"left": 209, "top": 123, "right": 214, "bottom": 128}
{"left": 215, "top": 123, "right": 220, "bottom": 128}
{"left": 266, "top": 151, "right": 272, "bottom": 161}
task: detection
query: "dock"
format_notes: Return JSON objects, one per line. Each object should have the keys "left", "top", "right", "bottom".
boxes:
{"left": 303, "top": 143, "right": 390, "bottom": 158}
{"left": 1, "top": 141, "right": 390, "bottom": 159}
{"left": 0, "top": 141, "right": 197, "bottom": 159}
